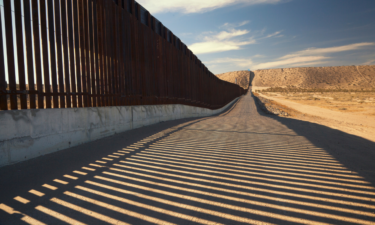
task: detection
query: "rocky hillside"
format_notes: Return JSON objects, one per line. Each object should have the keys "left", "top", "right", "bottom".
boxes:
{"left": 216, "top": 71, "right": 251, "bottom": 89}
{"left": 252, "top": 65, "right": 375, "bottom": 89}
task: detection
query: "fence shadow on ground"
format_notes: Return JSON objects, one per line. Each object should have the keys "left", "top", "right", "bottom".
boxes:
{"left": 251, "top": 91, "right": 375, "bottom": 188}
{"left": 1, "top": 95, "right": 375, "bottom": 224}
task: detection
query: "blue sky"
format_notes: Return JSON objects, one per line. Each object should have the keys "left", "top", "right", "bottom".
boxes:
{"left": 138, "top": 0, "right": 375, "bottom": 74}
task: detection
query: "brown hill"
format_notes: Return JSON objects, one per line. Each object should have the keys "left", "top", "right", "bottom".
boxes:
{"left": 216, "top": 70, "right": 251, "bottom": 89}
{"left": 252, "top": 65, "right": 375, "bottom": 89}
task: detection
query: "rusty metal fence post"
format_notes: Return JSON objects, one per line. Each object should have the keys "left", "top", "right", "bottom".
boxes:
{"left": 0, "top": 0, "right": 246, "bottom": 111}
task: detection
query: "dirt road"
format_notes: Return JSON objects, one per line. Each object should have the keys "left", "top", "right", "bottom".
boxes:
{"left": 1, "top": 91, "right": 375, "bottom": 224}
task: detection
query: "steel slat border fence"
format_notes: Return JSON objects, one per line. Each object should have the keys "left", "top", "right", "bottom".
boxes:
{"left": 0, "top": 0, "right": 246, "bottom": 111}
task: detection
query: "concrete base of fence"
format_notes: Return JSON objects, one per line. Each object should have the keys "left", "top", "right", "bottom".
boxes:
{"left": 0, "top": 98, "right": 238, "bottom": 167}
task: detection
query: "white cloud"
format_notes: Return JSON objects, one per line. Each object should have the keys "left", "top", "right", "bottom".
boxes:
{"left": 220, "top": 21, "right": 251, "bottom": 29}
{"left": 189, "top": 39, "right": 256, "bottom": 54}
{"left": 252, "top": 56, "right": 330, "bottom": 70}
{"left": 264, "top": 31, "right": 282, "bottom": 38}
{"left": 188, "top": 22, "right": 286, "bottom": 54}
{"left": 189, "top": 22, "right": 255, "bottom": 54}
{"left": 363, "top": 59, "right": 375, "bottom": 65}
{"left": 205, "top": 57, "right": 253, "bottom": 67}
{"left": 252, "top": 42, "right": 375, "bottom": 70}
{"left": 210, "top": 29, "right": 249, "bottom": 41}
{"left": 254, "top": 54, "right": 265, "bottom": 58}
{"left": 205, "top": 42, "right": 375, "bottom": 71}
{"left": 137, "top": 0, "right": 282, "bottom": 14}
{"left": 280, "top": 42, "right": 375, "bottom": 59}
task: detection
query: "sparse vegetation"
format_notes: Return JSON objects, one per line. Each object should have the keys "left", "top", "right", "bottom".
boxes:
{"left": 258, "top": 89, "right": 375, "bottom": 115}
{"left": 260, "top": 87, "right": 375, "bottom": 93}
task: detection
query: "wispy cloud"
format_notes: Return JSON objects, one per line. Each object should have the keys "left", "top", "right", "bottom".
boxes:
{"left": 206, "top": 42, "right": 375, "bottom": 71}
{"left": 206, "top": 56, "right": 329, "bottom": 70}
{"left": 264, "top": 31, "right": 283, "bottom": 38}
{"left": 189, "top": 21, "right": 256, "bottom": 54}
{"left": 220, "top": 21, "right": 251, "bottom": 29}
{"left": 137, "top": 0, "right": 282, "bottom": 14}
{"left": 252, "top": 56, "right": 330, "bottom": 70}
{"left": 205, "top": 57, "right": 254, "bottom": 67}
{"left": 254, "top": 54, "right": 266, "bottom": 58}
{"left": 189, "top": 21, "right": 284, "bottom": 54}
{"left": 211, "top": 29, "right": 250, "bottom": 41}
{"left": 253, "top": 42, "right": 375, "bottom": 70}
{"left": 280, "top": 42, "right": 375, "bottom": 59}
{"left": 363, "top": 59, "right": 375, "bottom": 65}
{"left": 189, "top": 39, "right": 256, "bottom": 55}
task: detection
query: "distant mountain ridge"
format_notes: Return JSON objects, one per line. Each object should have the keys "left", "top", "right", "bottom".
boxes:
{"left": 216, "top": 65, "right": 375, "bottom": 90}
{"left": 216, "top": 71, "right": 251, "bottom": 89}
{"left": 253, "top": 65, "right": 375, "bottom": 89}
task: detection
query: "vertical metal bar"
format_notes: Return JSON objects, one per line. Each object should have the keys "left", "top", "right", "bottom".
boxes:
{"left": 181, "top": 44, "right": 186, "bottom": 102}
{"left": 96, "top": 0, "right": 103, "bottom": 106}
{"left": 186, "top": 50, "right": 189, "bottom": 103}
{"left": 73, "top": 0, "right": 83, "bottom": 107}
{"left": 146, "top": 13, "right": 153, "bottom": 104}
{"left": 177, "top": 40, "right": 184, "bottom": 99}
{"left": 123, "top": 6, "right": 130, "bottom": 105}
{"left": 166, "top": 30, "right": 173, "bottom": 101}
{"left": 0, "top": 4, "right": 6, "bottom": 110}
{"left": 151, "top": 17, "right": 158, "bottom": 105}
{"left": 142, "top": 16, "right": 149, "bottom": 104}
{"left": 114, "top": 2, "right": 120, "bottom": 105}
{"left": 47, "top": 0, "right": 59, "bottom": 108}
{"left": 46, "top": 1, "right": 57, "bottom": 107}
{"left": 88, "top": 0, "right": 96, "bottom": 107}
{"left": 172, "top": 34, "right": 176, "bottom": 101}
{"left": 102, "top": 0, "right": 111, "bottom": 106}
{"left": 61, "top": 0, "right": 71, "bottom": 108}
{"left": 78, "top": 0, "right": 88, "bottom": 107}
{"left": 138, "top": 16, "right": 146, "bottom": 104}
{"left": 112, "top": 1, "right": 118, "bottom": 106}
{"left": 3, "top": 0, "right": 18, "bottom": 109}
{"left": 135, "top": 3, "right": 141, "bottom": 104}
{"left": 39, "top": 0, "right": 51, "bottom": 108}
{"left": 162, "top": 26, "right": 167, "bottom": 103}
{"left": 107, "top": 0, "right": 112, "bottom": 106}
{"left": 165, "top": 27, "right": 169, "bottom": 103}
{"left": 54, "top": 0, "right": 65, "bottom": 108}
{"left": 101, "top": 0, "right": 108, "bottom": 106}
{"left": 169, "top": 33, "right": 174, "bottom": 101}
{"left": 93, "top": 0, "right": 100, "bottom": 107}
{"left": 83, "top": 0, "right": 92, "bottom": 107}
{"left": 14, "top": 0, "right": 27, "bottom": 109}
{"left": 118, "top": 5, "right": 124, "bottom": 105}
{"left": 156, "top": 32, "right": 162, "bottom": 104}
{"left": 181, "top": 45, "right": 185, "bottom": 102}
{"left": 67, "top": 0, "right": 76, "bottom": 108}
{"left": 24, "top": 0, "right": 36, "bottom": 109}
{"left": 129, "top": 6, "right": 137, "bottom": 104}
{"left": 107, "top": 0, "right": 113, "bottom": 106}
{"left": 148, "top": 14, "right": 155, "bottom": 105}
{"left": 105, "top": 0, "right": 111, "bottom": 105}
{"left": 123, "top": 3, "right": 132, "bottom": 105}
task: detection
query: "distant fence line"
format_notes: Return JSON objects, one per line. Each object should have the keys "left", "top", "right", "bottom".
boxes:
{"left": 0, "top": 0, "right": 246, "bottom": 111}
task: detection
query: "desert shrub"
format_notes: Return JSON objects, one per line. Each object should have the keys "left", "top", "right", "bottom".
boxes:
{"left": 261, "top": 87, "right": 375, "bottom": 93}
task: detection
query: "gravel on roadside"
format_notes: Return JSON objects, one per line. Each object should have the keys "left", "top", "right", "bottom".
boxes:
{"left": 253, "top": 93, "right": 290, "bottom": 116}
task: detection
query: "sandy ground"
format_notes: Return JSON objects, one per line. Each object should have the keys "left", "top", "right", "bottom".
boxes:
{"left": 258, "top": 91, "right": 375, "bottom": 142}
{"left": 1, "top": 92, "right": 375, "bottom": 224}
